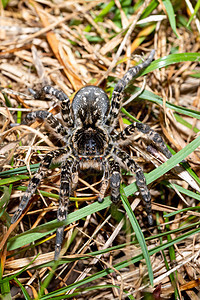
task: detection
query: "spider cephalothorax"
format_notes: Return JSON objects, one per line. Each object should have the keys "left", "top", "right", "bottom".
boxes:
{"left": 11, "top": 50, "right": 172, "bottom": 260}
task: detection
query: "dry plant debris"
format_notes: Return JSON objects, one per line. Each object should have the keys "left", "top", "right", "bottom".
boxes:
{"left": 0, "top": 0, "right": 200, "bottom": 299}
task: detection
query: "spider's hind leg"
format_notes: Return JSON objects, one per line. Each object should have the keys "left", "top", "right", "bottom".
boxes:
{"left": 114, "top": 122, "right": 172, "bottom": 159}
{"left": 55, "top": 156, "right": 78, "bottom": 260}
{"left": 11, "top": 148, "right": 68, "bottom": 224}
{"left": 114, "top": 147, "right": 153, "bottom": 225}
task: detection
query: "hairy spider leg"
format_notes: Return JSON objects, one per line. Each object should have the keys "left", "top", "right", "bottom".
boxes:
{"left": 24, "top": 110, "right": 69, "bottom": 141}
{"left": 30, "top": 85, "right": 73, "bottom": 127}
{"left": 98, "top": 159, "right": 110, "bottom": 203}
{"left": 71, "top": 160, "right": 79, "bottom": 191}
{"left": 113, "top": 121, "right": 172, "bottom": 159}
{"left": 94, "top": 155, "right": 121, "bottom": 205}
{"left": 109, "top": 160, "right": 121, "bottom": 203}
{"left": 55, "top": 156, "right": 78, "bottom": 260}
{"left": 106, "top": 50, "right": 155, "bottom": 130}
{"left": 113, "top": 147, "right": 153, "bottom": 225}
{"left": 11, "top": 148, "right": 69, "bottom": 224}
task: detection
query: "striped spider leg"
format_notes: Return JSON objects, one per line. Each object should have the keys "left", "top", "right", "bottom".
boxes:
{"left": 109, "top": 160, "right": 121, "bottom": 203}
{"left": 11, "top": 146, "right": 78, "bottom": 260}
{"left": 11, "top": 147, "right": 70, "bottom": 224}
{"left": 55, "top": 155, "right": 79, "bottom": 260}
{"left": 29, "top": 85, "right": 73, "bottom": 127}
{"left": 23, "top": 110, "right": 69, "bottom": 142}
{"left": 106, "top": 49, "right": 155, "bottom": 131}
{"left": 110, "top": 122, "right": 173, "bottom": 224}
{"left": 12, "top": 85, "right": 76, "bottom": 260}
{"left": 112, "top": 147, "right": 153, "bottom": 225}
{"left": 113, "top": 122, "right": 172, "bottom": 159}
{"left": 98, "top": 157, "right": 121, "bottom": 204}
{"left": 103, "top": 50, "right": 156, "bottom": 223}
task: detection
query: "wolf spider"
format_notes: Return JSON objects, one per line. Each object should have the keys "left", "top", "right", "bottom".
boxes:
{"left": 11, "top": 50, "right": 172, "bottom": 260}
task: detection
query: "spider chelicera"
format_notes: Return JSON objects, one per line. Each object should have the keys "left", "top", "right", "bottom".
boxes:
{"left": 11, "top": 50, "right": 172, "bottom": 260}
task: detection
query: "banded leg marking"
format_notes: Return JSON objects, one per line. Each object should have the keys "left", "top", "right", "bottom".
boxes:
{"left": 98, "top": 157, "right": 121, "bottom": 204}
{"left": 24, "top": 110, "right": 68, "bottom": 138}
{"left": 71, "top": 160, "right": 79, "bottom": 191}
{"left": 11, "top": 149, "right": 68, "bottom": 224}
{"left": 98, "top": 160, "right": 110, "bottom": 203}
{"left": 109, "top": 160, "right": 121, "bottom": 204}
{"left": 30, "top": 85, "right": 73, "bottom": 127}
{"left": 114, "top": 147, "right": 153, "bottom": 225}
{"left": 106, "top": 50, "right": 155, "bottom": 129}
{"left": 114, "top": 121, "right": 172, "bottom": 159}
{"left": 55, "top": 157, "right": 77, "bottom": 260}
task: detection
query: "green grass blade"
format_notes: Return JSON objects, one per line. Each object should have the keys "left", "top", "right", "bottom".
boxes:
{"left": 174, "top": 113, "right": 200, "bottom": 133}
{"left": 40, "top": 284, "right": 135, "bottom": 300}
{"left": 0, "top": 280, "right": 11, "bottom": 300}
{"left": 0, "top": 185, "right": 12, "bottom": 226}
{"left": 141, "top": 52, "right": 200, "bottom": 76}
{"left": 141, "top": 0, "right": 159, "bottom": 19}
{"left": 0, "top": 163, "right": 40, "bottom": 177}
{"left": 0, "top": 175, "right": 30, "bottom": 186}
{"left": 189, "top": 71, "right": 200, "bottom": 78}
{"left": 0, "top": 254, "right": 39, "bottom": 283}
{"left": 157, "top": 217, "right": 180, "bottom": 299}
{"left": 1, "top": 0, "right": 10, "bottom": 8}
{"left": 120, "top": 186, "right": 154, "bottom": 286}
{"left": 38, "top": 260, "right": 59, "bottom": 298}
{"left": 7, "top": 198, "right": 112, "bottom": 251}
{"left": 14, "top": 278, "right": 31, "bottom": 300}
{"left": 161, "top": 181, "right": 200, "bottom": 201}
{"left": 7, "top": 219, "right": 70, "bottom": 251}
{"left": 40, "top": 226, "right": 200, "bottom": 298}
{"left": 12, "top": 220, "right": 200, "bottom": 266}
{"left": 164, "top": 206, "right": 200, "bottom": 218}
{"left": 0, "top": 186, "right": 11, "bottom": 209}
{"left": 125, "top": 134, "right": 200, "bottom": 197}
{"left": 187, "top": 0, "right": 200, "bottom": 26}
{"left": 126, "top": 86, "right": 200, "bottom": 120}
{"left": 164, "top": 215, "right": 180, "bottom": 299}
{"left": 162, "top": 0, "right": 178, "bottom": 37}
{"left": 84, "top": 0, "right": 115, "bottom": 32}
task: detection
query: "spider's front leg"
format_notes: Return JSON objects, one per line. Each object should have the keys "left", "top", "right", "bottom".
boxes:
{"left": 106, "top": 50, "right": 155, "bottom": 130}
{"left": 113, "top": 122, "right": 172, "bottom": 159}
{"left": 55, "top": 156, "right": 78, "bottom": 260}
{"left": 11, "top": 148, "right": 69, "bottom": 224}
{"left": 114, "top": 147, "right": 153, "bottom": 225}
{"left": 30, "top": 85, "right": 73, "bottom": 127}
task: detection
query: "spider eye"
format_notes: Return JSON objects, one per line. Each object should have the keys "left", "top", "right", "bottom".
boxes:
{"left": 85, "top": 138, "right": 97, "bottom": 154}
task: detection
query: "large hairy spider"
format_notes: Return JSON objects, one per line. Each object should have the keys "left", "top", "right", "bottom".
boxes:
{"left": 11, "top": 50, "right": 172, "bottom": 260}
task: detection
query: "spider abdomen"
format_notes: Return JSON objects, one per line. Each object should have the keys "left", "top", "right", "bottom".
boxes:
{"left": 72, "top": 86, "right": 109, "bottom": 126}
{"left": 79, "top": 157, "right": 103, "bottom": 172}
